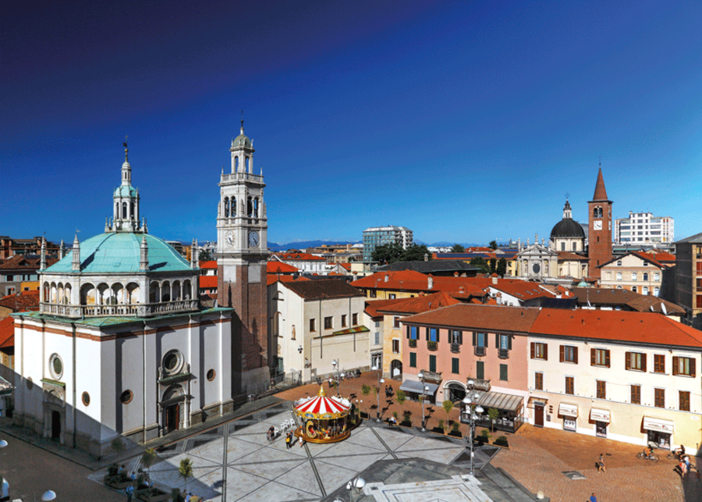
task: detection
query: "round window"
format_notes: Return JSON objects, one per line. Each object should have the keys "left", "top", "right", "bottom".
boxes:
{"left": 163, "top": 350, "right": 183, "bottom": 375}
{"left": 207, "top": 369, "right": 216, "bottom": 382}
{"left": 82, "top": 392, "right": 91, "bottom": 406}
{"left": 120, "top": 390, "right": 134, "bottom": 405}
{"left": 49, "top": 353, "right": 64, "bottom": 380}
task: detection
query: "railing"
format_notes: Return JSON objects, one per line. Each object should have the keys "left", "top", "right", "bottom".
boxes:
{"left": 474, "top": 346, "right": 486, "bottom": 357}
{"left": 450, "top": 343, "right": 461, "bottom": 354}
{"left": 41, "top": 299, "right": 199, "bottom": 318}
{"left": 409, "top": 339, "right": 417, "bottom": 348}
{"left": 220, "top": 172, "right": 263, "bottom": 182}
{"left": 427, "top": 341, "right": 438, "bottom": 351}
{"left": 498, "top": 348, "right": 510, "bottom": 359}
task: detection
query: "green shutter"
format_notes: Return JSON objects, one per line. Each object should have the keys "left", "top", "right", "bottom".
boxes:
{"left": 476, "top": 361, "right": 484, "bottom": 379}
{"left": 452, "top": 358, "right": 459, "bottom": 374}
{"left": 500, "top": 364, "right": 508, "bottom": 381}
{"left": 409, "top": 352, "right": 417, "bottom": 368}
{"left": 430, "top": 355, "right": 436, "bottom": 372}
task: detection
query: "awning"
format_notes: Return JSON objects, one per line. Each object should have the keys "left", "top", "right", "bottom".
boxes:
{"left": 400, "top": 380, "right": 439, "bottom": 395}
{"left": 477, "top": 391, "right": 523, "bottom": 412}
{"left": 643, "top": 416, "right": 674, "bottom": 433}
{"left": 590, "top": 408, "right": 611, "bottom": 423}
{"left": 559, "top": 403, "right": 578, "bottom": 418}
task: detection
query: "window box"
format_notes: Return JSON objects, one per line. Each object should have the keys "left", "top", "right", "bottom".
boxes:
{"left": 427, "top": 341, "right": 438, "bottom": 351}
{"left": 450, "top": 343, "right": 460, "bottom": 354}
{"left": 498, "top": 349, "right": 509, "bottom": 359}
{"left": 409, "top": 339, "right": 417, "bottom": 348}
{"left": 474, "top": 346, "right": 486, "bottom": 357}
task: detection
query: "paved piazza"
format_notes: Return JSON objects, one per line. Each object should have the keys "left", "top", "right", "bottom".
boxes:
{"left": 127, "top": 402, "right": 476, "bottom": 501}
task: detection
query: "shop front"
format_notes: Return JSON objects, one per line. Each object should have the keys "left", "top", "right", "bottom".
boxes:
{"left": 465, "top": 391, "right": 524, "bottom": 433}
{"left": 643, "top": 416, "right": 674, "bottom": 449}
{"left": 399, "top": 379, "right": 439, "bottom": 405}
{"left": 558, "top": 403, "right": 578, "bottom": 432}
{"left": 590, "top": 408, "right": 610, "bottom": 438}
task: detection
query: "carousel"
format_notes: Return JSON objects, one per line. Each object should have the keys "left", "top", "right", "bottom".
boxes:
{"left": 294, "top": 386, "right": 351, "bottom": 443}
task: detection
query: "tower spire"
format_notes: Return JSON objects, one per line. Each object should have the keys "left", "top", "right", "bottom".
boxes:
{"left": 592, "top": 165, "right": 609, "bottom": 201}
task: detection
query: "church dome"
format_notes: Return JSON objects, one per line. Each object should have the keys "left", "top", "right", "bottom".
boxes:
{"left": 232, "top": 133, "right": 251, "bottom": 149}
{"left": 45, "top": 232, "right": 191, "bottom": 274}
{"left": 114, "top": 185, "right": 138, "bottom": 197}
{"left": 550, "top": 219, "right": 586, "bottom": 239}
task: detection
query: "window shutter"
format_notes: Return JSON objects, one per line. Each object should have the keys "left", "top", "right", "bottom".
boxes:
{"left": 426, "top": 327, "right": 430, "bottom": 341}
{"left": 574, "top": 347, "right": 578, "bottom": 364}
{"left": 436, "top": 329, "right": 440, "bottom": 343}
{"left": 508, "top": 335, "right": 512, "bottom": 350}
{"left": 473, "top": 332, "right": 476, "bottom": 346}
{"left": 406, "top": 327, "right": 410, "bottom": 339}
{"left": 641, "top": 354, "right": 647, "bottom": 373}
{"left": 605, "top": 350, "right": 610, "bottom": 368}
{"left": 544, "top": 344, "right": 548, "bottom": 361}
{"left": 559, "top": 345, "right": 564, "bottom": 362}
{"left": 495, "top": 333, "right": 499, "bottom": 348}
{"left": 458, "top": 331, "right": 463, "bottom": 345}
{"left": 591, "top": 348, "right": 596, "bottom": 366}
{"left": 485, "top": 334, "right": 488, "bottom": 348}
{"left": 691, "top": 358, "right": 696, "bottom": 378}
{"left": 625, "top": 352, "right": 631, "bottom": 370}
{"left": 531, "top": 343, "right": 535, "bottom": 359}
{"left": 672, "top": 356, "right": 679, "bottom": 376}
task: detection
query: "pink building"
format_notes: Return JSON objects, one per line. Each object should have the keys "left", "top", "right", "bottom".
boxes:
{"left": 401, "top": 304, "right": 538, "bottom": 432}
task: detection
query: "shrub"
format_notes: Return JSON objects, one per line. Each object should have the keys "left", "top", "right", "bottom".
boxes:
{"left": 480, "top": 428, "right": 490, "bottom": 439}
{"left": 396, "top": 389, "right": 406, "bottom": 405}
{"left": 393, "top": 411, "right": 398, "bottom": 419}
{"left": 438, "top": 419, "right": 445, "bottom": 430}
{"left": 494, "top": 435, "right": 509, "bottom": 447}
{"left": 452, "top": 422, "right": 460, "bottom": 432}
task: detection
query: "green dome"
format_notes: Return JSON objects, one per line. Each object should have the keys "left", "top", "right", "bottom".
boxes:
{"left": 233, "top": 133, "right": 252, "bottom": 149}
{"left": 114, "top": 185, "right": 138, "bottom": 198}
{"left": 45, "top": 233, "right": 191, "bottom": 274}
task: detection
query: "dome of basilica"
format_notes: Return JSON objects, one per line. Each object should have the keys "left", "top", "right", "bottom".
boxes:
{"left": 550, "top": 218, "right": 586, "bottom": 239}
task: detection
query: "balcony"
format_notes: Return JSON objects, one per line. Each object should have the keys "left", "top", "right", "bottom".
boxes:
{"left": 427, "top": 341, "right": 438, "bottom": 351}
{"left": 474, "top": 346, "right": 486, "bottom": 357}
{"left": 450, "top": 343, "right": 461, "bottom": 354}
{"left": 409, "top": 339, "right": 417, "bottom": 348}
{"left": 40, "top": 299, "right": 200, "bottom": 319}
{"left": 498, "top": 348, "right": 510, "bottom": 359}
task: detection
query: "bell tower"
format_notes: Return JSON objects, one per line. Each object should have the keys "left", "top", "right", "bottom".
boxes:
{"left": 587, "top": 164, "right": 613, "bottom": 280}
{"left": 216, "top": 119, "right": 269, "bottom": 394}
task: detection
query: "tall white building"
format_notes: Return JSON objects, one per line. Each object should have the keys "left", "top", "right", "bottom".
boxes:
{"left": 615, "top": 212, "right": 674, "bottom": 244}
{"left": 362, "top": 226, "right": 413, "bottom": 263}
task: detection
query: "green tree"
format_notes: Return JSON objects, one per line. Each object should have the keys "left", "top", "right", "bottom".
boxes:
{"left": 402, "top": 244, "right": 432, "bottom": 262}
{"left": 489, "top": 258, "right": 497, "bottom": 274}
{"left": 469, "top": 257, "right": 490, "bottom": 274}
{"left": 442, "top": 400, "right": 455, "bottom": 429}
{"left": 489, "top": 240, "right": 498, "bottom": 250}
{"left": 396, "top": 388, "right": 406, "bottom": 405}
{"left": 450, "top": 244, "right": 465, "bottom": 253}
{"left": 487, "top": 408, "right": 500, "bottom": 433}
{"left": 497, "top": 258, "right": 507, "bottom": 277}
{"left": 361, "top": 384, "right": 371, "bottom": 413}
{"left": 198, "top": 249, "right": 213, "bottom": 262}
{"left": 178, "top": 458, "right": 194, "bottom": 492}
{"left": 141, "top": 448, "right": 157, "bottom": 474}
{"left": 111, "top": 437, "right": 125, "bottom": 455}
{"left": 372, "top": 242, "right": 404, "bottom": 264}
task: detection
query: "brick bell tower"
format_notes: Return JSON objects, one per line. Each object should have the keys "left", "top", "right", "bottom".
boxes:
{"left": 587, "top": 164, "right": 613, "bottom": 280}
{"left": 216, "top": 118, "right": 270, "bottom": 395}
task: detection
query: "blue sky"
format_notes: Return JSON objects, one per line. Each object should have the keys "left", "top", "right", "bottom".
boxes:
{"left": 2, "top": 0, "right": 701, "bottom": 246}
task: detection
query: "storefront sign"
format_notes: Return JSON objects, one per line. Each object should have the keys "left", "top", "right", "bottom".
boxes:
{"left": 564, "top": 418, "right": 576, "bottom": 431}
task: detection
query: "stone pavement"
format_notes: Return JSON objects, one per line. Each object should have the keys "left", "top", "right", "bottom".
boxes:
{"left": 492, "top": 423, "right": 702, "bottom": 502}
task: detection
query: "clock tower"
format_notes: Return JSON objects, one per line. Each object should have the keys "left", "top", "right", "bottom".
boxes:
{"left": 587, "top": 165, "right": 613, "bottom": 280}
{"left": 217, "top": 119, "right": 269, "bottom": 394}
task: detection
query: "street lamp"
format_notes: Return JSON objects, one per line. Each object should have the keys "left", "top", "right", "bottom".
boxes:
{"left": 41, "top": 491, "right": 57, "bottom": 501}
{"left": 463, "top": 379, "right": 484, "bottom": 476}
{"left": 418, "top": 371, "right": 430, "bottom": 432}
{"left": 371, "top": 365, "right": 385, "bottom": 422}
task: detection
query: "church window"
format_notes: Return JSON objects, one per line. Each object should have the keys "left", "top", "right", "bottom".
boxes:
{"left": 163, "top": 350, "right": 184, "bottom": 375}
{"left": 224, "top": 197, "right": 229, "bottom": 217}
{"left": 235, "top": 156, "right": 239, "bottom": 171}
{"left": 643, "top": 273, "right": 649, "bottom": 281}
{"left": 561, "top": 242, "right": 565, "bottom": 251}
{"left": 247, "top": 197, "right": 253, "bottom": 217}
{"left": 572, "top": 242, "right": 577, "bottom": 251}
{"left": 82, "top": 392, "right": 90, "bottom": 406}
{"left": 49, "top": 353, "right": 63, "bottom": 380}
{"left": 120, "top": 390, "right": 134, "bottom": 404}
{"left": 207, "top": 369, "right": 216, "bottom": 382}
{"left": 122, "top": 202, "right": 127, "bottom": 219}
{"left": 253, "top": 197, "right": 259, "bottom": 218}
{"left": 231, "top": 197, "right": 236, "bottom": 216}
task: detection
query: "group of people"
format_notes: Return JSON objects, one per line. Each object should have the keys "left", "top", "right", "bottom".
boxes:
{"left": 675, "top": 445, "right": 697, "bottom": 478}
{"left": 384, "top": 385, "right": 394, "bottom": 399}
{"left": 116, "top": 465, "right": 153, "bottom": 501}
{"left": 284, "top": 431, "right": 304, "bottom": 449}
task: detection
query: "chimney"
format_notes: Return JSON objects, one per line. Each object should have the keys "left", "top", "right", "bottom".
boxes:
{"left": 384, "top": 274, "right": 389, "bottom": 283}
{"left": 428, "top": 274, "right": 433, "bottom": 290}
{"left": 492, "top": 276, "right": 498, "bottom": 285}
{"left": 424, "top": 253, "right": 428, "bottom": 262}
{"left": 72, "top": 234, "right": 80, "bottom": 272}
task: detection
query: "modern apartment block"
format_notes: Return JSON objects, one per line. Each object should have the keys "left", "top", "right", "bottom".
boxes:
{"left": 615, "top": 212, "right": 674, "bottom": 244}
{"left": 674, "top": 232, "right": 702, "bottom": 329}
{"left": 362, "top": 225, "right": 413, "bottom": 263}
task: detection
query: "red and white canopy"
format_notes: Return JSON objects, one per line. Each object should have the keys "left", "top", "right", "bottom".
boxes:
{"left": 294, "top": 386, "right": 350, "bottom": 420}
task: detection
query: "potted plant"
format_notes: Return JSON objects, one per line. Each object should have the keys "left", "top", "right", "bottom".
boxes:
{"left": 448, "top": 421, "right": 462, "bottom": 438}
{"left": 494, "top": 435, "right": 509, "bottom": 448}
{"left": 487, "top": 408, "right": 499, "bottom": 433}
{"left": 401, "top": 410, "right": 412, "bottom": 427}
{"left": 433, "top": 419, "right": 446, "bottom": 434}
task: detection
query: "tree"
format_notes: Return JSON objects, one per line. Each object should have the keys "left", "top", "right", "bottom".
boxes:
{"left": 489, "top": 258, "right": 497, "bottom": 274}
{"left": 450, "top": 244, "right": 465, "bottom": 253}
{"left": 497, "top": 258, "right": 507, "bottom": 277}
{"left": 141, "top": 448, "right": 157, "bottom": 474}
{"left": 487, "top": 407, "right": 500, "bottom": 433}
{"left": 361, "top": 384, "right": 371, "bottom": 414}
{"left": 489, "top": 240, "right": 498, "bottom": 250}
{"left": 469, "top": 257, "right": 490, "bottom": 274}
{"left": 396, "top": 388, "right": 406, "bottom": 406}
{"left": 198, "top": 249, "right": 213, "bottom": 262}
{"left": 402, "top": 244, "right": 432, "bottom": 262}
{"left": 178, "top": 458, "right": 194, "bottom": 493}
{"left": 372, "top": 242, "right": 404, "bottom": 264}
{"left": 442, "top": 400, "right": 455, "bottom": 429}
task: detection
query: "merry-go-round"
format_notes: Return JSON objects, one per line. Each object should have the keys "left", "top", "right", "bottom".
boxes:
{"left": 294, "top": 386, "right": 352, "bottom": 443}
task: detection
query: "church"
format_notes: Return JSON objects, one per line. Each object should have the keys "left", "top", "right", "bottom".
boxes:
{"left": 11, "top": 124, "right": 270, "bottom": 456}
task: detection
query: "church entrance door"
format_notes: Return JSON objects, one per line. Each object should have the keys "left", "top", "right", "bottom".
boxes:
{"left": 166, "top": 404, "right": 180, "bottom": 433}
{"left": 51, "top": 410, "right": 61, "bottom": 440}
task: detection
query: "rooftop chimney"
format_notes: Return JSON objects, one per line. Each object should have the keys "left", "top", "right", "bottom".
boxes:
{"left": 428, "top": 274, "right": 433, "bottom": 290}
{"left": 384, "top": 274, "right": 389, "bottom": 283}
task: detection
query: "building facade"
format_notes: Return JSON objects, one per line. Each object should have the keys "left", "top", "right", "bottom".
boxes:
{"left": 588, "top": 167, "right": 613, "bottom": 279}
{"left": 362, "top": 226, "right": 413, "bottom": 263}
{"left": 674, "top": 232, "right": 702, "bottom": 329}
{"left": 599, "top": 252, "right": 667, "bottom": 296}
{"left": 615, "top": 212, "right": 674, "bottom": 244}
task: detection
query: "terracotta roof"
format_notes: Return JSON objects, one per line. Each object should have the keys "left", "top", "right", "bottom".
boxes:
{"left": 403, "top": 304, "right": 541, "bottom": 333}
{"left": 530, "top": 309, "right": 702, "bottom": 348}
{"left": 267, "top": 261, "right": 299, "bottom": 274}
{"left": 281, "top": 279, "right": 363, "bottom": 300}
{"left": 0, "top": 255, "right": 58, "bottom": 270}
{"left": 644, "top": 251, "right": 676, "bottom": 263}
{"left": 0, "top": 317, "right": 13, "bottom": 349}
{"left": 199, "top": 276, "right": 218, "bottom": 289}
{"left": 592, "top": 167, "right": 609, "bottom": 201}
{"left": 340, "top": 263, "right": 352, "bottom": 271}
{"left": 489, "top": 282, "right": 556, "bottom": 300}
{"left": 364, "top": 298, "right": 408, "bottom": 318}
{"left": 352, "top": 271, "right": 523, "bottom": 294}
{"left": 199, "top": 260, "right": 218, "bottom": 269}
{"left": 375, "top": 291, "right": 462, "bottom": 315}
{"left": 267, "top": 275, "right": 311, "bottom": 286}
{"left": 569, "top": 287, "right": 684, "bottom": 314}
{"left": 275, "top": 253, "right": 325, "bottom": 261}
{"left": 0, "top": 290, "right": 40, "bottom": 312}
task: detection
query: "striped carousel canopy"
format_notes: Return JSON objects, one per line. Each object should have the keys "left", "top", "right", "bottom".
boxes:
{"left": 294, "top": 386, "right": 351, "bottom": 420}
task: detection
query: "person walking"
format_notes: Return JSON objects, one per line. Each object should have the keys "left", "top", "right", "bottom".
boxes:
{"left": 597, "top": 453, "right": 606, "bottom": 473}
{"left": 285, "top": 432, "right": 292, "bottom": 450}
{"left": 589, "top": 493, "right": 597, "bottom": 502}
{"left": 298, "top": 435, "right": 304, "bottom": 448}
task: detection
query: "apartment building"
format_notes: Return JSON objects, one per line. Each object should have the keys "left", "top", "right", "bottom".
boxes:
{"left": 599, "top": 251, "right": 668, "bottom": 296}
{"left": 362, "top": 225, "right": 413, "bottom": 263}
{"left": 674, "top": 232, "right": 702, "bottom": 329}
{"left": 615, "top": 212, "right": 674, "bottom": 244}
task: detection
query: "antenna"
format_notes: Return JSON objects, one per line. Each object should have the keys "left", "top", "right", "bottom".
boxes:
{"left": 565, "top": 192, "right": 570, "bottom": 200}
{"left": 598, "top": 155, "right": 602, "bottom": 168}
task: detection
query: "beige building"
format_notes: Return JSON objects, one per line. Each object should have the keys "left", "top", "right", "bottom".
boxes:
{"left": 599, "top": 251, "right": 667, "bottom": 296}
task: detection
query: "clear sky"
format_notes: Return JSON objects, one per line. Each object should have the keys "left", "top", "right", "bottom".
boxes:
{"left": 2, "top": 0, "right": 701, "bottom": 246}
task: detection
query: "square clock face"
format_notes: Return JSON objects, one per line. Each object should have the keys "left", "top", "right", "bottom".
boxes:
{"left": 594, "top": 221, "right": 602, "bottom": 230}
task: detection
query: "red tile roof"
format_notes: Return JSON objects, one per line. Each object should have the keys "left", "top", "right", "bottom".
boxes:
{"left": 0, "top": 290, "right": 40, "bottom": 312}
{"left": 199, "top": 260, "right": 218, "bottom": 269}
{"left": 375, "top": 291, "right": 463, "bottom": 315}
{"left": 404, "top": 304, "right": 541, "bottom": 332}
{"left": 489, "top": 281, "right": 556, "bottom": 300}
{"left": 0, "top": 255, "right": 58, "bottom": 270}
{"left": 364, "top": 298, "right": 408, "bottom": 318}
{"left": 275, "top": 253, "right": 326, "bottom": 261}
{"left": 267, "top": 261, "right": 299, "bottom": 274}
{"left": 281, "top": 279, "right": 363, "bottom": 300}
{"left": 199, "top": 276, "right": 218, "bottom": 289}
{"left": 267, "top": 275, "right": 311, "bottom": 286}
{"left": 530, "top": 309, "right": 702, "bottom": 348}
{"left": 0, "top": 317, "right": 13, "bottom": 349}
{"left": 645, "top": 251, "right": 676, "bottom": 263}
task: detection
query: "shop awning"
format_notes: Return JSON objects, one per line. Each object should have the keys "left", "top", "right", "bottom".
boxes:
{"left": 477, "top": 391, "right": 523, "bottom": 412}
{"left": 590, "top": 408, "right": 610, "bottom": 423}
{"left": 643, "top": 416, "right": 674, "bottom": 433}
{"left": 558, "top": 403, "right": 578, "bottom": 418}
{"left": 399, "top": 380, "right": 439, "bottom": 395}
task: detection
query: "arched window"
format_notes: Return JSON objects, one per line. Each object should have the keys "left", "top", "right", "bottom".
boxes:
{"left": 224, "top": 197, "right": 229, "bottom": 217}
{"left": 231, "top": 197, "right": 236, "bottom": 216}
{"left": 235, "top": 156, "right": 239, "bottom": 172}
{"left": 122, "top": 202, "right": 127, "bottom": 219}
{"left": 247, "top": 197, "right": 253, "bottom": 217}
{"left": 245, "top": 156, "right": 250, "bottom": 171}
{"left": 130, "top": 202, "right": 135, "bottom": 219}
{"left": 253, "top": 197, "right": 259, "bottom": 218}
{"left": 572, "top": 242, "right": 577, "bottom": 251}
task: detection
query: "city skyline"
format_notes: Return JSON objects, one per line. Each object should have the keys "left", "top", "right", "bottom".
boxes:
{"left": 2, "top": 1, "right": 701, "bottom": 245}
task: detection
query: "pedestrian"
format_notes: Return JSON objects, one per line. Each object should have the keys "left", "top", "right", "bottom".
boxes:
{"left": 285, "top": 432, "right": 292, "bottom": 449}
{"left": 597, "top": 453, "right": 606, "bottom": 473}
{"left": 125, "top": 484, "right": 134, "bottom": 502}
{"left": 589, "top": 493, "right": 597, "bottom": 502}
{"left": 299, "top": 435, "right": 304, "bottom": 448}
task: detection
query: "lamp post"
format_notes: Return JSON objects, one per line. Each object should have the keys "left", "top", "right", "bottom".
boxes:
{"left": 463, "top": 379, "right": 484, "bottom": 476}
{"left": 371, "top": 365, "right": 385, "bottom": 422}
{"left": 418, "top": 371, "right": 430, "bottom": 432}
